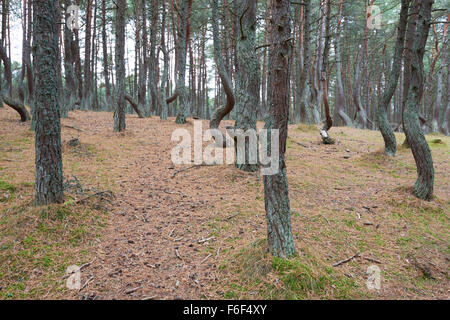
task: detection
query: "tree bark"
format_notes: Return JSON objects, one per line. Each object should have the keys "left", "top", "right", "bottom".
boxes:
{"left": 101, "top": 0, "right": 111, "bottom": 109}
{"left": 114, "top": 0, "right": 126, "bottom": 132}
{"left": 333, "top": 0, "right": 352, "bottom": 127}
{"left": 320, "top": 0, "right": 334, "bottom": 145}
{"left": 210, "top": 0, "right": 235, "bottom": 142}
{"left": 377, "top": 0, "right": 410, "bottom": 157}
{"left": 264, "top": 0, "right": 296, "bottom": 258}
{"left": 403, "top": 0, "right": 435, "bottom": 201}
{"left": 33, "top": 0, "right": 64, "bottom": 205}
{"left": 234, "top": 0, "right": 260, "bottom": 172}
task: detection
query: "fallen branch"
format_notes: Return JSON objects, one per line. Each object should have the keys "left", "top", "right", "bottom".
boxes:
{"left": 171, "top": 163, "right": 212, "bottom": 179}
{"left": 362, "top": 256, "right": 382, "bottom": 264}
{"left": 125, "top": 286, "right": 143, "bottom": 295}
{"left": 64, "top": 125, "right": 86, "bottom": 132}
{"left": 79, "top": 276, "right": 94, "bottom": 292}
{"left": 333, "top": 252, "right": 361, "bottom": 267}
{"left": 75, "top": 191, "right": 115, "bottom": 204}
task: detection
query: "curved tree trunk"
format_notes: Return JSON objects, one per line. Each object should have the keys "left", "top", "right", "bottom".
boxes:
{"left": 377, "top": 0, "right": 409, "bottom": 157}
{"left": 403, "top": 0, "right": 434, "bottom": 201}
{"left": 124, "top": 94, "right": 145, "bottom": 118}
{"left": 1, "top": 94, "right": 30, "bottom": 122}
{"left": 0, "top": 36, "right": 30, "bottom": 122}
{"left": 209, "top": 0, "right": 235, "bottom": 145}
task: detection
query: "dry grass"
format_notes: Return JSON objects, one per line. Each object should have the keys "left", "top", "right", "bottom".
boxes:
{"left": 0, "top": 107, "right": 448, "bottom": 300}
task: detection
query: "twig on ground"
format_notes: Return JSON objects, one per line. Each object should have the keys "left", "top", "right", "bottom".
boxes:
{"left": 171, "top": 163, "right": 214, "bottom": 178}
{"left": 175, "top": 248, "right": 183, "bottom": 260}
{"left": 75, "top": 191, "right": 114, "bottom": 204}
{"left": 125, "top": 286, "right": 143, "bottom": 295}
{"left": 198, "top": 236, "right": 215, "bottom": 244}
{"left": 201, "top": 254, "right": 212, "bottom": 264}
{"left": 225, "top": 212, "right": 240, "bottom": 221}
{"left": 362, "top": 256, "right": 382, "bottom": 264}
{"left": 333, "top": 252, "right": 361, "bottom": 267}
{"left": 64, "top": 125, "right": 86, "bottom": 132}
{"left": 79, "top": 276, "right": 94, "bottom": 292}
{"left": 141, "top": 295, "right": 158, "bottom": 300}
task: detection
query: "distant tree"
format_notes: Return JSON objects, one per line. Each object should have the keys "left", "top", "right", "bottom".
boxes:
{"left": 166, "top": 0, "right": 193, "bottom": 124}
{"left": 33, "top": 0, "right": 64, "bottom": 205}
{"left": 113, "top": 0, "right": 126, "bottom": 132}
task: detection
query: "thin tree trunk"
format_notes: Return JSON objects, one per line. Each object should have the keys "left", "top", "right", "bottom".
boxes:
{"left": 334, "top": 0, "right": 351, "bottom": 127}
{"left": 114, "top": 0, "right": 126, "bottom": 132}
{"left": 434, "top": 17, "right": 448, "bottom": 133}
{"left": 377, "top": 0, "right": 410, "bottom": 156}
{"left": 101, "top": 0, "right": 111, "bottom": 109}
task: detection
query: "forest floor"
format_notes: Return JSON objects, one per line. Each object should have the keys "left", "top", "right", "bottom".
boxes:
{"left": 0, "top": 107, "right": 449, "bottom": 300}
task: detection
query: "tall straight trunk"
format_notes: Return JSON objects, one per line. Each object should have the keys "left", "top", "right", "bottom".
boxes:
{"left": 333, "top": 0, "right": 351, "bottom": 127}
{"left": 18, "top": 0, "right": 27, "bottom": 103}
{"left": 377, "top": 0, "right": 410, "bottom": 156}
{"left": 160, "top": 0, "right": 169, "bottom": 120}
{"left": 353, "top": 0, "right": 374, "bottom": 129}
{"left": 403, "top": 0, "right": 435, "bottom": 201}
{"left": 300, "top": 0, "right": 315, "bottom": 124}
{"left": 434, "top": 17, "right": 448, "bottom": 133}
{"left": 33, "top": 0, "right": 64, "bottom": 205}
{"left": 101, "top": 0, "right": 111, "bottom": 108}
{"left": 234, "top": 0, "right": 260, "bottom": 172}
{"left": 320, "top": 0, "right": 334, "bottom": 144}
{"left": 83, "top": 0, "right": 93, "bottom": 109}
{"left": 442, "top": 21, "right": 450, "bottom": 135}
{"left": 114, "top": 0, "right": 126, "bottom": 132}
{"left": 264, "top": 0, "right": 296, "bottom": 258}
{"left": 25, "top": 0, "right": 33, "bottom": 103}
{"left": 138, "top": 0, "right": 148, "bottom": 115}
{"left": 74, "top": 0, "right": 82, "bottom": 104}
{"left": 148, "top": 0, "right": 159, "bottom": 115}
{"left": 91, "top": 0, "right": 99, "bottom": 110}
{"left": 174, "top": 0, "right": 192, "bottom": 124}
{"left": 63, "top": 0, "right": 77, "bottom": 113}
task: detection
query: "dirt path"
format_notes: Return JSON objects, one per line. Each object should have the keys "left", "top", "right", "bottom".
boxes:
{"left": 1, "top": 108, "right": 448, "bottom": 300}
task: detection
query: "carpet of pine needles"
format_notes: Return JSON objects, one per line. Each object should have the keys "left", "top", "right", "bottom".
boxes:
{"left": 0, "top": 106, "right": 448, "bottom": 300}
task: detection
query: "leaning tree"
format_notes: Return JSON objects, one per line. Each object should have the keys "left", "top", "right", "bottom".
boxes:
{"left": 403, "top": 0, "right": 435, "bottom": 201}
